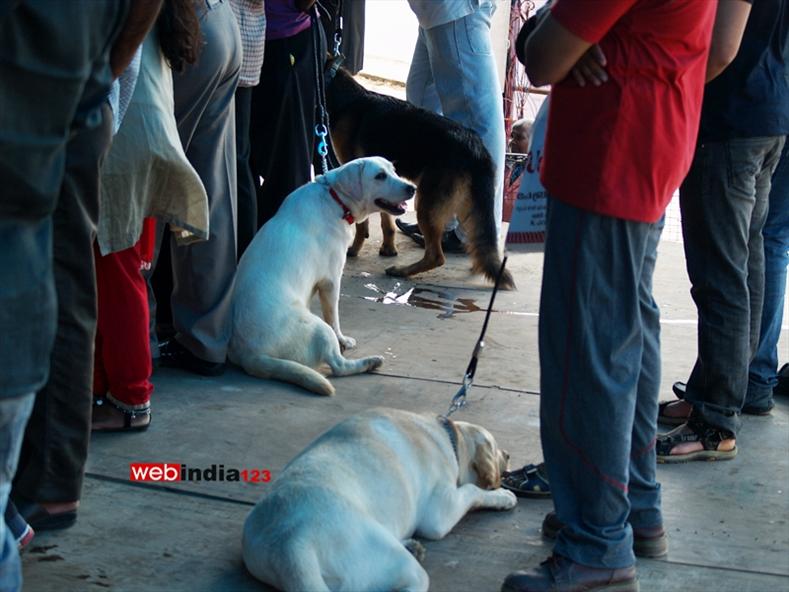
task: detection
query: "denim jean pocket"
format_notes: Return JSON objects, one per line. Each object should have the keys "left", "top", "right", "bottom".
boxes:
{"left": 462, "top": 5, "right": 494, "bottom": 56}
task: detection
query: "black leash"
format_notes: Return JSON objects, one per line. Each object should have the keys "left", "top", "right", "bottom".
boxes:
{"left": 444, "top": 256, "right": 509, "bottom": 417}
{"left": 312, "top": 2, "right": 345, "bottom": 175}
{"left": 312, "top": 10, "right": 331, "bottom": 174}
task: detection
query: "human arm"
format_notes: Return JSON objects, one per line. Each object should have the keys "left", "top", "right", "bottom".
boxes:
{"left": 706, "top": 0, "right": 751, "bottom": 82}
{"left": 110, "top": 0, "right": 163, "bottom": 78}
{"left": 522, "top": 0, "right": 636, "bottom": 88}
{"left": 523, "top": 15, "right": 593, "bottom": 87}
{"left": 515, "top": 2, "right": 552, "bottom": 66}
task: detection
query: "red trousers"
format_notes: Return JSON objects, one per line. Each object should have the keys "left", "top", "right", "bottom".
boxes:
{"left": 93, "top": 240, "right": 153, "bottom": 406}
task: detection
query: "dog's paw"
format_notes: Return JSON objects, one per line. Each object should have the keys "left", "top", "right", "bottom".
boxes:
{"left": 385, "top": 265, "right": 406, "bottom": 277}
{"left": 367, "top": 356, "right": 384, "bottom": 371}
{"left": 491, "top": 488, "right": 518, "bottom": 510}
{"left": 347, "top": 247, "right": 360, "bottom": 258}
{"left": 379, "top": 245, "right": 398, "bottom": 257}
{"left": 338, "top": 335, "right": 357, "bottom": 350}
{"left": 404, "top": 539, "right": 427, "bottom": 563}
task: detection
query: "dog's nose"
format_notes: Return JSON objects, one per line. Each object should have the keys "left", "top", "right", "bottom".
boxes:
{"left": 406, "top": 185, "right": 416, "bottom": 197}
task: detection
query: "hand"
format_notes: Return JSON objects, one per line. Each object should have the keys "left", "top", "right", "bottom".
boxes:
{"left": 570, "top": 44, "right": 608, "bottom": 87}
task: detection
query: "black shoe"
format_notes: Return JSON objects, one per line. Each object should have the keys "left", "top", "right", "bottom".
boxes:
{"left": 775, "top": 363, "right": 789, "bottom": 397}
{"left": 395, "top": 219, "right": 466, "bottom": 254}
{"left": 405, "top": 229, "right": 468, "bottom": 254}
{"left": 14, "top": 500, "right": 77, "bottom": 532}
{"left": 159, "top": 339, "right": 226, "bottom": 377}
{"left": 502, "top": 554, "right": 638, "bottom": 592}
{"left": 439, "top": 229, "right": 467, "bottom": 254}
{"left": 395, "top": 219, "right": 422, "bottom": 244}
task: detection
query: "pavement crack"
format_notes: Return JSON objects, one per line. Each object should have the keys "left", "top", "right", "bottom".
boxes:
{"left": 371, "top": 370, "right": 540, "bottom": 396}
{"left": 84, "top": 472, "right": 256, "bottom": 507}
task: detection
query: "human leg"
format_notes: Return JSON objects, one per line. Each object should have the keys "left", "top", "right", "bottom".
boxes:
{"left": 0, "top": 395, "right": 34, "bottom": 592}
{"left": 676, "top": 136, "right": 784, "bottom": 436}
{"left": 628, "top": 219, "right": 663, "bottom": 532}
{"left": 420, "top": 2, "right": 505, "bottom": 240}
{"left": 250, "top": 25, "right": 317, "bottom": 227}
{"left": 405, "top": 27, "right": 440, "bottom": 113}
{"left": 169, "top": 0, "right": 241, "bottom": 366}
{"left": 747, "top": 139, "right": 789, "bottom": 409}
{"left": 14, "top": 104, "right": 113, "bottom": 511}
{"left": 235, "top": 85, "right": 257, "bottom": 258}
{"left": 92, "top": 242, "right": 153, "bottom": 431}
{"left": 0, "top": 0, "right": 125, "bottom": 532}
{"left": 538, "top": 199, "right": 657, "bottom": 569}
{"left": 504, "top": 199, "right": 656, "bottom": 592}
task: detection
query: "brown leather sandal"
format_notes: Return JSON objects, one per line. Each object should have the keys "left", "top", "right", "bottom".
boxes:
{"left": 92, "top": 396, "right": 151, "bottom": 432}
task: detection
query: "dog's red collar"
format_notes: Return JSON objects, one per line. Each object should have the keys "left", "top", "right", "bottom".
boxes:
{"left": 328, "top": 187, "right": 355, "bottom": 225}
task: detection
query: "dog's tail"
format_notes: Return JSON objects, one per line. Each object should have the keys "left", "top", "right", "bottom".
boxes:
{"left": 238, "top": 351, "right": 335, "bottom": 396}
{"left": 465, "top": 161, "right": 516, "bottom": 290}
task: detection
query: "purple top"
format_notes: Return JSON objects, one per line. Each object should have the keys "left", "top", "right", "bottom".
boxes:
{"left": 265, "top": 0, "right": 312, "bottom": 41}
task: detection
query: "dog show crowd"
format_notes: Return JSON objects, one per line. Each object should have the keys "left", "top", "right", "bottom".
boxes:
{"left": 1, "top": 0, "right": 789, "bottom": 591}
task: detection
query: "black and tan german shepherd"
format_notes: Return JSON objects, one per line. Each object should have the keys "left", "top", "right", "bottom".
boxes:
{"left": 325, "top": 66, "right": 515, "bottom": 290}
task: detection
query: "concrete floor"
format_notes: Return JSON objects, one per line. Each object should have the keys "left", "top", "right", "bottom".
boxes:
{"left": 21, "top": 216, "right": 789, "bottom": 592}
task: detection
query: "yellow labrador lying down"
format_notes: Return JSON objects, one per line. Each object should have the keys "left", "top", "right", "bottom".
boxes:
{"left": 242, "top": 408, "right": 518, "bottom": 592}
{"left": 229, "top": 157, "right": 415, "bottom": 395}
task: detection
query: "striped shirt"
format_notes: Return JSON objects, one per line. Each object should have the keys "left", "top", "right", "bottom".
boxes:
{"left": 230, "top": 0, "right": 267, "bottom": 87}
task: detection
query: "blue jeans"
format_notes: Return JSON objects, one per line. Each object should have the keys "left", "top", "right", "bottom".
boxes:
{"left": 747, "top": 141, "right": 789, "bottom": 408}
{"left": 539, "top": 198, "right": 663, "bottom": 569}
{"left": 0, "top": 394, "right": 34, "bottom": 592}
{"left": 679, "top": 136, "right": 785, "bottom": 434}
{"left": 406, "top": 0, "right": 505, "bottom": 240}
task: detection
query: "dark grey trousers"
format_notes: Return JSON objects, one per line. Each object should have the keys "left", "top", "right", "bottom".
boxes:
{"left": 235, "top": 85, "right": 257, "bottom": 259}
{"left": 162, "top": 0, "right": 241, "bottom": 363}
{"left": 680, "top": 135, "right": 785, "bottom": 435}
{"left": 14, "top": 104, "right": 114, "bottom": 503}
{"left": 0, "top": 1, "right": 127, "bottom": 504}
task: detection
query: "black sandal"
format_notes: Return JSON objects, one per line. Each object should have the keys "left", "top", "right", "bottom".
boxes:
{"left": 502, "top": 462, "right": 551, "bottom": 497}
{"left": 92, "top": 396, "right": 151, "bottom": 432}
{"left": 656, "top": 420, "right": 736, "bottom": 463}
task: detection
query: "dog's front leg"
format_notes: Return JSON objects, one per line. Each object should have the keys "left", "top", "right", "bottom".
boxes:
{"left": 416, "top": 484, "right": 517, "bottom": 540}
{"left": 379, "top": 213, "right": 398, "bottom": 257}
{"left": 347, "top": 220, "right": 369, "bottom": 257}
{"left": 318, "top": 280, "right": 356, "bottom": 350}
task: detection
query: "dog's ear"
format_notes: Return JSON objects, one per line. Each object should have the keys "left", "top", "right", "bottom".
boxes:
{"left": 329, "top": 158, "right": 367, "bottom": 206}
{"left": 471, "top": 440, "right": 500, "bottom": 490}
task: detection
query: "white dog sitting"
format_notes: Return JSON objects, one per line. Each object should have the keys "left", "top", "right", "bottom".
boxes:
{"left": 242, "top": 407, "right": 518, "bottom": 592}
{"left": 229, "top": 157, "right": 415, "bottom": 395}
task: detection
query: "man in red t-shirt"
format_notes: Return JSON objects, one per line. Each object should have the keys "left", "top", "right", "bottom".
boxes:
{"left": 502, "top": 1, "right": 718, "bottom": 591}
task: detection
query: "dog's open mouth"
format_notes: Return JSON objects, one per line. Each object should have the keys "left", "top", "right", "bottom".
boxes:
{"left": 374, "top": 198, "right": 408, "bottom": 216}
